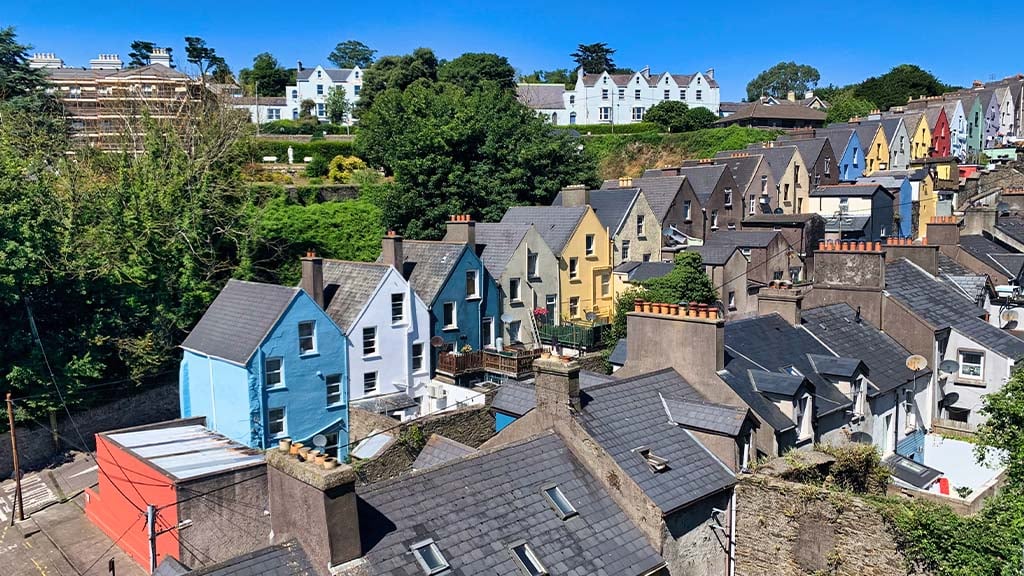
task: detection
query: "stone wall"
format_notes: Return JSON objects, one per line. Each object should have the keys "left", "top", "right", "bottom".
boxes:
{"left": 735, "top": 476, "right": 911, "bottom": 576}
{"left": 1, "top": 380, "right": 180, "bottom": 477}
{"left": 178, "top": 465, "right": 271, "bottom": 568}
{"left": 350, "top": 406, "right": 495, "bottom": 485}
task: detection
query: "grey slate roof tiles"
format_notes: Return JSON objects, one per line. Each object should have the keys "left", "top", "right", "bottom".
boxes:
{"left": 801, "top": 303, "right": 925, "bottom": 397}
{"left": 885, "top": 258, "right": 1024, "bottom": 359}
{"left": 355, "top": 432, "right": 666, "bottom": 576}
{"left": 608, "top": 338, "right": 628, "bottom": 366}
{"left": 997, "top": 217, "right": 1024, "bottom": 245}
{"left": 377, "top": 241, "right": 467, "bottom": 306}
{"left": 612, "top": 261, "right": 675, "bottom": 281}
{"left": 516, "top": 83, "right": 566, "bottom": 109}
{"left": 180, "top": 279, "right": 298, "bottom": 366}
{"left": 501, "top": 205, "right": 588, "bottom": 255}
{"left": 675, "top": 164, "right": 728, "bottom": 204}
{"left": 601, "top": 175, "right": 688, "bottom": 223}
{"left": 187, "top": 540, "right": 314, "bottom": 575}
{"left": 473, "top": 223, "right": 532, "bottom": 278}
{"left": 321, "top": 260, "right": 391, "bottom": 332}
{"left": 662, "top": 396, "right": 748, "bottom": 436}
{"left": 959, "top": 234, "right": 1018, "bottom": 262}
{"left": 552, "top": 188, "right": 638, "bottom": 233}
{"left": 745, "top": 145, "right": 798, "bottom": 183}
{"left": 350, "top": 392, "right": 419, "bottom": 414}
{"left": 491, "top": 380, "right": 537, "bottom": 416}
{"left": 411, "top": 434, "right": 478, "bottom": 471}
{"left": 806, "top": 354, "right": 864, "bottom": 379}
{"left": 747, "top": 370, "right": 806, "bottom": 397}
{"left": 810, "top": 184, "right": 886, "bottom": 197}
{"left": 577, "top": 368, "right": 736, "bottom": 513}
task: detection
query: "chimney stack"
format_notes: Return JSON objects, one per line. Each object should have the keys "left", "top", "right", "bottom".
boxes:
{"left": 89, "top": 54, "right": 123, "bottom": 70}
{"left": 621, "top": 302, "right": 725, "bottom": 392}
{"left": 560, "top": 184, "right": 590, "bottom": 208}
{"left": 382, "top": 231, "right": 404, "bottom": 272}
{"left": 445, "top": 214, "right": 476, "bottom": 249}
{"left": 534, "top": 357, "right": 581, "bottom": 414}
{"left": 925, "top": 215, "right": 960, "bottom": 246}
{"left": 617, "top": 176, "right": 633, "bottom": 188}
{"left": 962, "top": 206, "right": 997, "bottom": 236}
{"left": 804, "top": 90, "right": 814, "bottom": 100}
{"left": 301, "top": 250, "right": 325, "bottom": 308}
{"left": 786, "top": 90, "right": 796, "bottom": 102}
{"left": 883, "top": 237, "right": 939, "bottom": 276}
{"left": 806, "top": 241, "right": 885, "bottom": 327}
{"left": 266, "top": 448, "right": 361, "bottom": 575}
{"left": 149, "top": 47, "right": 172, "bottom": 67}
{"left": 757, "top": 282, "right": 808, "bottom": 326}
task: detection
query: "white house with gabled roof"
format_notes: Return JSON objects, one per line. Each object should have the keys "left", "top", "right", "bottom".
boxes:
{"left": 285, "top": 64, "right": 363, "bottom": 123}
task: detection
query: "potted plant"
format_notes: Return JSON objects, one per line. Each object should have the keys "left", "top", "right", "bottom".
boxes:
{"left": 460, "top": 344, "right": 473, "bottom": 354}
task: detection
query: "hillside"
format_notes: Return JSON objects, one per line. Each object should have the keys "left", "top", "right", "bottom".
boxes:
{"left": 583, "top": 126, "right": 784, "bottom": 180}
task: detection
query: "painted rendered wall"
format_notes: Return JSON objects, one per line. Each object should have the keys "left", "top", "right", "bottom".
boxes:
{"left": 499, "top": 227, "right": 560, "bottom": 345}
{"left": 895, "top": 179, "right": 913, "bottom": 238}
{"left": 773, "top": 149, "right": 804, "bottom": 213}
{"left": 562, "top": 70, "right": 720, "bottom": 125}
{"left": 938, "top": 329, "right": 1013, "bottom": 427}
{"left": 907, "top": 115, "right": 932, "bottom": 160}
{"left": 836, "top": 132, "right": 864, "bottom": 182}
{"left": 430, "top": 246, "right": 501, "bottom": 353}
{"left": 285, "top": 65, "right": 362, "bottom": 124}
{"left": 931, "top": 108, "right": 951, "bottom": 158}
{"left": 864, "top": 127, "right": 890, "bottom": 175}
{"left": 612, "top": 191, "right": 662, "bottom": 266}
{"left": 889, "top": 121, "right": 911, "bottom": 171}
{"left": 916, "top": 175, "right": 937, "bottom": 239}
{"left": 964, "top": 98, "right": 984, "bottom": 161}
{"left": 348, "top": 268, "right": 431, "bottom": 405}
{"left": 179, "top": 351, "right": 250, "bottom": 447}
{"left": 559, "top": 208, "right": 615, "bottom": 321}
{"left": 947, "top": 102, "right": 968, "bottom": 161}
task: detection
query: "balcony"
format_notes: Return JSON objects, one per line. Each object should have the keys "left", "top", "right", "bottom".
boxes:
{"left": 436, "top": 350, "right": 483, "bottom": 377}
{"left": 538, "top": 321, "right": 610, "bottom": 351}
{"left": 436, "top": 347, "right": 544, "bottom": 379}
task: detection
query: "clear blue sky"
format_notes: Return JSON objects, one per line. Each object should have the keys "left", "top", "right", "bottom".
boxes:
{"left": 5, "top": 0, "right": 1019, "bottom": 101}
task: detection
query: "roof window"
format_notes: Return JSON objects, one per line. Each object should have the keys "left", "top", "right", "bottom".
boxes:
{"left": 542, "top": 485, "right": 577, "bottom": 520}
{"left": 634, "top": 446, "right": 670, "bottom": 473}
{"left": 411, "top": 539, "right": 449, "bottom": 575}
{"left": 510, "top": 542, "right": 547, "bottom": 576}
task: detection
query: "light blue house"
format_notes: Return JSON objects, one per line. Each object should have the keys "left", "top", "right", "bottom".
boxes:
{"left": 858, "top": 172, "right": 913, "bottom": 238}
{"left": 180, "top": 279, "right": 350, "bottom": 459}
{"left": 818, "top": 127, "right": 863, "bottom": 181}
{"left": 378, "top": 218, "right": 501, "bottom": 370}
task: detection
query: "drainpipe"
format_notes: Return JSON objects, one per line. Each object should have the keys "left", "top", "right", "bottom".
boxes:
{"left": 728, "top": 491, "right": 737, "bottom": 576}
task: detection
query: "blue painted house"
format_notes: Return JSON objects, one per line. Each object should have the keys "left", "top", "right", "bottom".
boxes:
{"left": 858, "top": 172, "right": 914, "bottom": 238}
{"left": 818, "top": 127, "right": 863, "bottom": 181}
{"left": 180, "top": 279, "right": 350, "bottom": 459}
{"left": 378, "top": 217, "right": 501, "bottom": 369}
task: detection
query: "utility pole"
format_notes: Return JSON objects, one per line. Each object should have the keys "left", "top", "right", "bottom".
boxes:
{"left": 147, "top": 504, "right": 157, "bottom": 573}
{"left": 255, "top": 81, "right": 260, "bottom": 138}
{"left": 6, "top": 393, "right": 24, "bottom": 523}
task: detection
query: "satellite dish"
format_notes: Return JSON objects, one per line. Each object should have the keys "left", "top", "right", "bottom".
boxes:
{"left": 312, "top": 434, "right": 327, "bottom": 449}
{"left": 941, "top": 392, "right": 960, "bottom": 406}
{"left": 585, "top": 311, "right": 597, "bottom": 321}
{"left": 905, "top": 354, "right": 928, "bottom": 372}
{"left": 849, "top": 431, "right": 873, "bottom": 445}
{"left": 500, "top": 313, "right": 515, "bottom": 324}
{"left": 430, "top": 336, "right": 445, "bottom": 349}
{"left": 1002, "top": 309, "right": 1019, "bottom": 323}
{"left": 773, "top": 207, "right": 784, "bottom": 215}
{"left": 939, "top": 359, "right": 960, "bottom": 374}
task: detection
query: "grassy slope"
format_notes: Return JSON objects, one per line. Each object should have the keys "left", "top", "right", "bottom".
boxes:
{"left": 584, "top": 126, "right": 785, "bottom": 180}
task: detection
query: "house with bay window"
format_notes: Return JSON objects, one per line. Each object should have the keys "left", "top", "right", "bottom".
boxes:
{"left": 179, "top": 279, "right": 350, "bottom": 458}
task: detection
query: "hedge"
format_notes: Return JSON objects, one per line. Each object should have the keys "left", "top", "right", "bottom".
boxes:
{"left": 250, "top": 139, "right": 357, "bottom": 161}
{"left": 260, "top": 120, "right": 348, "bottom": 135}
{"left": 560, "top": 122, "right": 661, "bottom": 135}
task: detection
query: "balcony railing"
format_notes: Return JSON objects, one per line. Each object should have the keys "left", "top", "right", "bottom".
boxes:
{"left": 436, "top": 350, "right": 483, "bottom": 377}
{"left": 538, "top": 322, "right": 609, "bottom": 351}
{"left": 436, "top": 347, "right": 544, "bottom": 379}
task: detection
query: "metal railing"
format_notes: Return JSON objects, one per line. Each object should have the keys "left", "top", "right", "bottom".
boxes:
{"left": 538, "top": 322, "right": 610, "bottom": 351}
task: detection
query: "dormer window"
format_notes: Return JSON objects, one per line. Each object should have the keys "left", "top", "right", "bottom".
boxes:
{"left": 510, "top": 542, "right": 547, "bottom": 576}
{"left": 634, "top": 446, "right": 669, "bottom": 472}
{"left": 411, "top": 540, "right": 449, "bottom": 575}
{"left": 542, "top": 485, "right": 577, "bottom": 520}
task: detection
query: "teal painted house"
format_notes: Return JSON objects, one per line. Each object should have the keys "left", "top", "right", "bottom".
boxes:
{"left": 180, "top": 280, "right": 350, "bottom": 459}
{"left": 379, "top": 217, "right": 501, "bottom": 368}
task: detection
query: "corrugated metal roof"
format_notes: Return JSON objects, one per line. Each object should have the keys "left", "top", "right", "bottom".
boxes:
{"left": 106, "top": 425, "right": 264, "bottom": 482}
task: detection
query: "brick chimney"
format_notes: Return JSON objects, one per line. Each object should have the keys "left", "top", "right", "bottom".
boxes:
{"left": 560, "top": 184, "right": 590, "bottom": 207}
{"left": 883, "top": 237, "right": 939, "bottom": 276}
{"left": 621, "top": 302, "right": 725, "bottom": 390}
{"left": 534, "top": 357, "right": 581, "bottom": 413}
{"left": 381, "top": 231, "right": 404, "bottom": 272}
{"left": 301, "top": 250, "right": 324, "bottom": 308}
{"left": 444, "top": 214, "right": 476, "bottom": 249}
{"left": 757, "top": 282, "right": 809, "bottom": 326}
{"left": 925, "top": 215, "right": 960, "bottom": 246}
{"left": 266, "top": 448, "right": 361, "bottom": 575}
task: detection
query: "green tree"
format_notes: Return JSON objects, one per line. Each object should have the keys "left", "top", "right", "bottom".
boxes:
{"left": 826, "top": 90, "right": 876, "bottom": 124}
{"left": 328, "top": 40, "right": 376, "bottom": 68}
{"left": 356, "top": 77, "right": 598, "bottom": 238}
{"left": 325, "top": 86, "right": 350, "bottom": 123}
{"left": 571, "top": 42, "right": 615, "bottom": 74}
{"left": 976, "top": 370, "right": 1024, "bottom": 483}
{"left": 853, "top": 64, "right": 952, "bottom": 112}
{"left": 184, "top": 36, "right": 227, "bottom": 84}
{"left": 684, "top": 107, "right": 718, "bottom": 131}
{"left": 519, "top": 68, "right": 574, "bottom": 86}
{"left": 438, "top": 53, "right": 516, "bottom": 92}
{"left": 127, "top": 40, "right": 156, "bottom": 67}
{"left": 238, "top": 52, "right": 292, "bottom": 97}
{"left": 299, "top": 99, "right": 315, "bottom": 119}
{"left": 355, "top": 47, "right": 439, "bottom": 116}
{"left": 745, "top": 61, "right": 821, "bottom": 101}
{"left": 0, "top": 27, "right": 48, "bottom": 100}
{"left": 640, "top": 252, "right": 717, "bottom": 304}
{"left": 644, "top": 101, "right": 690, "bottom": 132}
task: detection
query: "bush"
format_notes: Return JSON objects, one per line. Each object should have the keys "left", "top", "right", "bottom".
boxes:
{"left": 260, "top": 120, "right": 347, "bottom": 135}
{"left": 564, "top": 122, "right": 660, "bottom": 135}
{"left": 644, "top": 101, "right": 690, "bottom": 132}
{"left": 251, "top": 139, "right": 356, "bottom": 161}
{"left": 305, "top": 155, "right": 330, "bottom": 178}
{"left": 327, "top": 155, "right": 368, "bottom": 183}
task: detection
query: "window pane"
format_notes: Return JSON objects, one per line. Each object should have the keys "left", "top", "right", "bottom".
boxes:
{"left": 412, "top": 343, "right": 424, "bottom": 371}
{"left": 466, "top": 270, "right": 478, "bottom": 298}
{"left": 363, "top": 327, "right": 377, "bottom": 356}
{"left": 443, "top": 303, "right": 455, "bottom": 327}
{"left": 265, "top": 358, "right": 282, "bottom": 387}
{"left": 326, "top": 374, "right": 342, "bottom": 405}
{"left": 544, "top": 486, "right": 576, "bottom": 517}
{"left": 299, "top": 321, "right": 316, "bottom": 354}
{"left": 512, "top": 543, "right": 545, "bottom": 576}
{"left": 391, "top": 293, "right": 404, "bottom": 322}
{"left": 364, "top": 372, "right": 377, "bottom": 394}
{"left": 268, "top": 408, "right": 284, "bottom": 435}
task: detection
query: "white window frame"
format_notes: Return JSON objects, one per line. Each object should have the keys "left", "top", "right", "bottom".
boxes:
{"left": 631, "top": 107, "right": 644, "bottom": 121}
{"left": 508, "top": 320, "right": 522, "bottom": 342}
{"left": 527, "top": 250, "right": 538, "bottom": 277}
{"left": 724, "top": 188, "right": 733, "bottom": 207}
{"left": 316, "top": 84, "right": 324, "bottom": 95}
{"left": 442, "top": 302, "right": 458, "bottom": 330}
{"left": 749, "top": 194, "right": 756, "bottom": 215}
{"left": 601, "top": 273, "right": 610, "bottom": 296}
{"left": 683, "top": 200, "right": 691, "bottom": 221}
{"left": 958, "top": 350, "right": 984, "bottom": 380}
{"left": 391, "top": 293, "right": 405, "bottom": 323}
{"left": 728, "top": 291, "right": 736, "bottom": 310}
{"left": 481, "top": 317, "right": 494, "bottom": 348}
{"left": 509, "top": 277, "right": 522, "bottom": 303}
{"left": 761, "top": 175, "right": 768, "bottom": 194}
{"left": 601, "top": 88, "right": 609, "bottom": 100}
{"left": 711, "top": 210, "right": 719, "bottom": 229}
{"left": 542, "top": 485, "right": 577, "bottom": 520}
{"left": 363, "top": 371, "right": 378, "bottom": 395}
{"left": 298, "top": 321, "right": 317, "bottom": 355}
{"left": 510, "top": 542, "right": 547, "bottom": 576}
{"left": 621, "top": 240, "right": 631, "bottom": 261}
{"left": 599, "top": 107, "right": 611, "bottom": 121}
{"left": 412, "top": 342, "right": 425, "bottom": 372}
{"left": 362, "top": 326, "right": 378, "bottom": 357}
{"left": 265, "top": 357, "right": 284, "bottom": 388}
{"left": 635, "top": 214, "right": 645, "bottom": 237}
{"left": 326, "top": 373, "right": 343, "bottom": 406}
{"left": 663, "top": 89, "right": 670, "bottom": 100}
{"left": 267, "top": 407, "right": 286, "bottom": 437}
{"left": 696, "top": 89, "right": 702, "bottom": 101}
{"left": 411, "top": 539, "right": 449, "bottom": 575}
{"left": 617, "top": 87, "right": 625, "bottom": 100}
{"left": 634, "top": 88, "right": 641, "bottom": 99}
{"left": 569, "top": 297, "right": 580, "bottom": 318}
{"left": 568, "top": 258, "right": 579, "bottom": 279}
{"left": 585, "top": 234, "right": 595, "bottom": 256}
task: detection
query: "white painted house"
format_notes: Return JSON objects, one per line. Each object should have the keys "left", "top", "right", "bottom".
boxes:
{"left": 302, "top": 256, "right": 432, "bottom": 420}
{"left": 285, "top": 64, "right": 363, "bottom": 124}
{"left": 531, "top": 67, "right": 720, "bottom": 126}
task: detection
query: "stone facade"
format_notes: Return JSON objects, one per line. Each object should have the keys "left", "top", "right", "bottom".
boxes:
{"left": 613, "top": 191, "right": 663, "bottom": 265}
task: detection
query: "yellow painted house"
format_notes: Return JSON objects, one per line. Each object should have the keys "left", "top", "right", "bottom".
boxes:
{"left": 915, "top": 171, "right": 938, "bottom": 238}
{"left": 899, "top": 112, "right": 932, "bottom": 160}
{"left": 855, "top": 123, "right": 889, "bottom": 175}
{"left": 501, "top": 203, "right": 615, "bottom": 322}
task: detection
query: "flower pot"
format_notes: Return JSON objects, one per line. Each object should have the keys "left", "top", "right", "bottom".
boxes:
{"left": 279, "top": 439, "right": 292, "bottom": 452}
{"left": 289, "top": 442, "right": 304, "bottom": 455}
{"left": 322, "top": 457, "right": 338, "bottom": 470}
{"left": 298, "top": 447, "right": 312, "bottom": 461}
{"left": 315, "top": 453, "right": 327, "bottom": 465}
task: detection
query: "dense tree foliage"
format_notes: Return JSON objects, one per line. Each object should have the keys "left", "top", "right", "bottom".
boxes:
{"left": 437, "top": 53, "right": 516, "bottom": 92}
{"left": 745, "top": 61, "right": 820, "bottom": 101}
{"left": 852, "top": 64, "right": 953, "bottom": 112}
{"left": 328, "top": 40, "right": 376, "bottom": 69}
{"left": 357, "top": 72, "right": 598, "bottom": 238}
{"left": 127, "top": 40, "right": 156, "bottom": 67}
{"left": 355, "top": 47, "right": 439, "bottom": 116}
{"left": 571, "top": 42, "right": 616, "bottom": 74}
{"left": 184, "top": 36, "right": 228, "bottom": 83}
{"left": 239, "top": 52, "right": 293, "bottom": 97}
{"left": 519, "top": 68, "right": 574, "bottom": 86}
{"left": 643, "top": 101, "right": 690, "bottom": 132}
{"left": 325, "top": 86, "right": 350, "bottom": 123}
{"left": 0, "top": 27, "right": 48, "bottom": 100}
{"left": 826, "top": 90, "right": 877, "bottom": 124}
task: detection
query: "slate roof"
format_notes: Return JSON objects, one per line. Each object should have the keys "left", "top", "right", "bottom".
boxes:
{"left": 724, "top": 314, "right": 853, "bottom": 420}
{"left": 691, "top": 244, "right": 741, "bottom": 266}
{"left": 187, "top": 540, "right": 314, "bottom": 576}
{"left": 297, "top": 67, "right": 355, "bottom": 82}
{"left": 743, "top": 213, "right": 821, "bottom": 224}
{"left": 377, "top": 241, "right": 467, "bottom": 306}
{"left": 321, "top": 260, "right": 390, "bottom": 332}
{"left": 937, "top": 252, "right": 972, "bottom": 276}
{"left": 516, "top": 83, "right": 566, "bottom": 109}
{"left": 612, "top": 261, "right": 674, "bottom": 282}
{"left": 958, "top": 234, "right": 1023, "bottom": 278}
{"left": 662, "top": 397, "right": 748, "bottom": 436}
{"left": 351, "top": 392, "right": 419, "bottom": 414}
{"left": 354, "top": 432, "right": 666, "bottom": 576}
{"left": 787, "top": 138, "right": 829, "bottom": 168}
{"left": 552, "top": 188, "right": 638, "bottom": 234}
{"left": 852, "top": 123, "right": 883, "bottom": 152}
{"left": 108, "top": 64, "right": 192, "bottom": 80}
{"left": 501, "top": 205, "right": 588, "bottom": 255}
{"left": 996, "top": 217, "right": 1024, "bottom": 246}
{"left": 745, "top": 145, "right": 798, "bottom": 183}
{"left": 715, "top": 100, "right": 826, "bottom": 123}
{"left": 813, "top": 127, "right": 855, "bottom": 158}
{"left": 806, "top": 354, "right": 864, "bottom": 378}
{"left": 748, "top": 370, "right": 806, "bottom": 397}
{"left": 694, "top": 230, "right": 781, "bottom": 265}
{"left": 711, "top": 155, "right": 763, "bottom": 192}
{"left": 608, "top": 338, "right": 628, "bottom": 366}
{"left": 810, "top": 184, "right": 887, "bottom": 197}
{"left": 824, "top": 214, "right": 870, "bottom": 233}
{"left": 601, "top": 175, "right": 688, "bottom": 223}
{"left": 229, "top": 96, "right": 287, "bottom": 106}
{"left": 857, "top": 118, "right": 903, "bottom": 143}
{"left": 675, "top": 164, "right": 728, "bottom": 204}
{"left": 180, "top": 280, "right": 299, "bottom": 366}
{"left": 411, "top": 434, "right": 478, "bottom": 470}
{"left": 577, "top": 369, "right": 736, "bottom": 513}
{"left": 802, "top": 303, "right": 925, "bottom": 397}
{"left": 885, "top": 258, "right": 1024, "bottom": 359}
{"left": 473, "top": 223, "right": 532, "bottom": 278}
{"left": 491, "top": 380, "right": 536, "bottom": 417}
{"left": 990, "top": 254, "right": 1024, "bottom": 278}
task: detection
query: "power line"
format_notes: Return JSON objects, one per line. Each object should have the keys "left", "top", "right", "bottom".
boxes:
{"left": 79, "top": 514, "right": 144, "bottom": 575}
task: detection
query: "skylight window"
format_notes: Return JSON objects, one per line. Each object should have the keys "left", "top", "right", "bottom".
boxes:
{"left": 411, "top": 539, "right": 449, "bottom": 575}
{"left": 634, "top": 446, "right": 670, "bottom": 473}
{"left": 783, "top": 365, "right": 803, "bottom": 377}
{"left": 510, "top": 542, "right": 547, "bottom": 576}
{"left": 542, "top": 485, "right": 577, "bottom": 520}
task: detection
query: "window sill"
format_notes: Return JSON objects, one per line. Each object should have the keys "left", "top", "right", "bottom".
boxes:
{"left": 954, "top": 378, "right": 985, "bottom": 388}
{"left": 362, "top": 354, "right": 382, "bottom": 361}
{"left": 442, "top": 326, "right": 459, "bottom": 332}
{"left": 509, "top": 300, "right": 524, "bottom": 306}
{"left": 299, "top": 352, "right": 320, "bottom": 359}
{"left": 465, "top": 296, "right": 481, "bottom": 301}
{"left": 266, "top": 385, "right": 287, "bottom": 392}
{"left": 391, "top": 321, "right": 408, "bottom": 327}
{"left": 327, "top": 402, "right": 345, "bottom": 409}
{"left": 585, "top": 253, "right": 597, "bottom": 259}
{"left": 568, "top": 278, "right": 582, "bottom": 283}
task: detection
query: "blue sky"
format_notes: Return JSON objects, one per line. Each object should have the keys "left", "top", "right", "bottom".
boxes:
{"left": 5, "top": 0, "right": 1018, "bottom": 101}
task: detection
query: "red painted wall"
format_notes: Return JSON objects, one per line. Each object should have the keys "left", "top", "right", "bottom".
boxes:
{"left": 931, "top": 108, "right": 951, "bottom": 158}
{"left": 85, "top": 435, "right": 180, "bottom": 573}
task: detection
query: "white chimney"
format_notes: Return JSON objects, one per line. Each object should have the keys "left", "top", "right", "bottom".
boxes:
{"left": 149, "top": 48, "right": 171, "bottom": 67}
{"left": 29, "top": 53, "right": 63, "bottom": 69}
{"left": 89, "top": 54, "right": 123, "bottom": 70}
